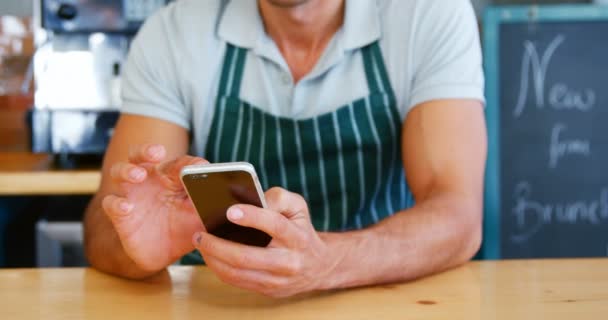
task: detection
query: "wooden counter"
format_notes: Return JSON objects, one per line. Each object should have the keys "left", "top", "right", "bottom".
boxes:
{"left": 0, "top": 152, "right": 100, "bottom": 195}
{"left": 0, "top": 259, "right": 607, "bottom": 319}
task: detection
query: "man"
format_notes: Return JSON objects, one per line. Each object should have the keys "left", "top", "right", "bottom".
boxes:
{"left": 84, "top": 0, "right": 486, "bottom": 298}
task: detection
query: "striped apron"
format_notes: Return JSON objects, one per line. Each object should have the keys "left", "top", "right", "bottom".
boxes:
{"left": 205, "top": 41, "right": 415, "bottom": 231}
{"left": 182, "top": 41, "right": 415, "bottom": 264}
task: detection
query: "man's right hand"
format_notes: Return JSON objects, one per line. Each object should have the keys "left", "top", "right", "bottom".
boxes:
{"left": 101, "top": 144, "right": 207, "bottom": 273}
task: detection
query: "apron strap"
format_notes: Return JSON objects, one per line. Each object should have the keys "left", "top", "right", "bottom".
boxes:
{"left": 221, "top": 42, "right": 394, "bottom": 102}
{"left": 371, "top": 42, "right": 396, "bottom": 100}
{"left": 361, "top": 44, "right": 381, "bottom": 94}
{"left": 361, "top": 42, "right": 397, "bottom": 102}
{"left": 217, "top": 43, "right": 248, "bottom": 98}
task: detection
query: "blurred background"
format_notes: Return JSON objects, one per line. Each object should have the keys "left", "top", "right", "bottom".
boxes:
{"left": 0, "top": 0, "right": 606, "bottom": 268}
{"left": 0, "top": 0, "right": 598, "bottom": 17}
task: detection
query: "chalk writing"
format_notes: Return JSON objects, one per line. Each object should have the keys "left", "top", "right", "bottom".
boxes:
{"left": 513, "top": 35, "right": 597, "bottom": 118}
{"left": 548, "top": 123, "right": 591, "bottom": 169}
{"left": 513, "top": 35, "right": 564, "bottom": 118}
{"left": 511, "top": 181, "right": 608, "bottom": 244}
{"left": 548, "top": 83, "right": 595, "bottom": 111}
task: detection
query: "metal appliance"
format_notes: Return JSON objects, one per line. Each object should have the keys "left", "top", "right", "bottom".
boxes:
{"left": 30, "top": 0, "right": 169, "bottom": 165}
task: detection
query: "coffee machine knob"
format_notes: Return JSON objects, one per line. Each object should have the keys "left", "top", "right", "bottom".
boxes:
{"left": 57, "top": 3, "right": 78, "bottom": 20}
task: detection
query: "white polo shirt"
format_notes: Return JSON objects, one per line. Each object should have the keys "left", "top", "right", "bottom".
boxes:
{"left": 121, "top": 0, "right": 485, "bottom": 156}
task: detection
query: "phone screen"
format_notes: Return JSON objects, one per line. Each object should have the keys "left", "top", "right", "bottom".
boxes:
{"left": 182, "top": 170, "right": 271, "bottom": 247}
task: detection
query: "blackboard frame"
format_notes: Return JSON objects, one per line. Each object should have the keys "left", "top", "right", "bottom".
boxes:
{"left": 482, "top": 4, "right": 608, "bottom": 259}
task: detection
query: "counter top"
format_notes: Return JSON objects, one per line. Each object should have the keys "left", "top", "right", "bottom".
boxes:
{"left": 0, "top": 259, "right": 607, "bottom": 319}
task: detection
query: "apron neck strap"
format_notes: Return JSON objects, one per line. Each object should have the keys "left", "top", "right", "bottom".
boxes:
{"left": 218, "top": 43, "right": 248, "bottom": 98}
{"left": 361, "top": 42, "right": 396, "bottom": 99}
{"left": 219, "top": 41, "right": 396, "bottom": 100}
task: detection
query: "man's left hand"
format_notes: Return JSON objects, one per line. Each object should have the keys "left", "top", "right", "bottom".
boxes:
{"left": 193, "top": 187, "right": 340, "bottom": 298}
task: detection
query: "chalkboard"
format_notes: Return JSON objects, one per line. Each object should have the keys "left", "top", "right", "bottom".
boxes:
{"left": 483, "top": 5, "right": 608, "bottom": 259}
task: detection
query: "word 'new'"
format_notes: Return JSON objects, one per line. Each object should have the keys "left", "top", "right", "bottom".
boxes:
{"left": 513, "top": 35, "right": 596, "bottom": 118}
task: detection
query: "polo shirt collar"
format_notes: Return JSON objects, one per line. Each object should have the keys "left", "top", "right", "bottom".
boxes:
{"left": 218, "top": 0, "right": 263, "bottom": 49}
{"left": 217, "top": 0, "right": 381, "bottom": 52}
{"left": 342, "top": 0, "right": 381, "bottom": 51}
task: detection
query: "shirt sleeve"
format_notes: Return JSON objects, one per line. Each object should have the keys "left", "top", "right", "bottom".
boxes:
{"left": 120, "top": 8, "right": 190, "bottom": 130}
{"left": 409, "top": 0, "right": 485, "bottom": 109}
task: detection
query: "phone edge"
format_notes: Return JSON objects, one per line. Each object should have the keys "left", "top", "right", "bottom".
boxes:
{"left": 179, "top": 162, "right": 267, "bottom": 208}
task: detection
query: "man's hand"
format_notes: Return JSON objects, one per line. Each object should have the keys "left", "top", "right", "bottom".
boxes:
{"left": 103, "top": 144, "right": 207, "bottom": 273}
{"left": 193, "top": 187, "right": 340, "bottom": 298}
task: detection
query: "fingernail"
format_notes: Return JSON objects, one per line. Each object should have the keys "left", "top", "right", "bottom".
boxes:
{"left": 148, "top": 145, "right": 163, "bottom": 158}
{"left": 130, "top": 168, "right": 145, "bottom": 180}
{"left": 120, "top": 201, "right": 134, "bottom": 213}
{"left": 193, "top": 232, "right": 202, "bottom": 246}
{"left": 227, "top": 207, "right": 244, "bottom": 220}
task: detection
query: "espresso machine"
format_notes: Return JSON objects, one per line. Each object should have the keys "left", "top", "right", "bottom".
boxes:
{"left": 30, "top": 0, "right": 169, "bottom": 166}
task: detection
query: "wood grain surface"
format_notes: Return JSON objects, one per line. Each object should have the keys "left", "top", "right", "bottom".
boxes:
{"left": 0, "top": 259, "right": 606, "bottom": 319}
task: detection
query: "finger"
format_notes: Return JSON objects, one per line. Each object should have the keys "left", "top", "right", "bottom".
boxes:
{"left": 128, "top": 144, "right": 166, "bottom": 164}
{"left": 157, "top": 155, "right": 208, "bottom": 179}
{"left": 156, "top": 156, "right": 208, "bottom": 190}
{"left": 265, "top": 187, "right": 309, "bottom": 220}
{"left": 193, "top": 232, "right": 301, "bottom": 275}
{"left": 226, "top": 205, "right": 306, "bottom": 248}
{"left": 110, "top": 162, "right": 147, "bottom": 183}
{"left": 101, "top": 194, "right": 134, "bottom": 222}
{"left": 204, "top": 255, "right": 290, "bottom": 296}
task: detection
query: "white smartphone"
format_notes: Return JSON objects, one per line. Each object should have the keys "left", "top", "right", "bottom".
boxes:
{"left": 180, "top": 162, "right": 271, "bottom": 247}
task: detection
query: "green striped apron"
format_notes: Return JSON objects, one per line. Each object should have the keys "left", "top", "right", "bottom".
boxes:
{"left": 182, "top": 41, "right": 414, "bottom": 264}
{"left": 208, "top": 41, "right": 415, "bottom": 230}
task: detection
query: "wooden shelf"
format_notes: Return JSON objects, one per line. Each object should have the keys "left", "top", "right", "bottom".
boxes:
{"left": 0, "top": 152, "right": 101, "bottom": 195}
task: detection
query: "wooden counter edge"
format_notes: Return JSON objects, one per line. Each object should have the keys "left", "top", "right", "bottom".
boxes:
{"left": 0, "top": 170, "right": 101, "bottom": 195}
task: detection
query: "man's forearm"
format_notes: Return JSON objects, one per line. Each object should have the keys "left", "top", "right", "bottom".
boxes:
{"left": 319, "top": 191, "right": 482, "bottom": 290}
{"left": 83, "top": 195, "right": 160, "bottom": 279}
